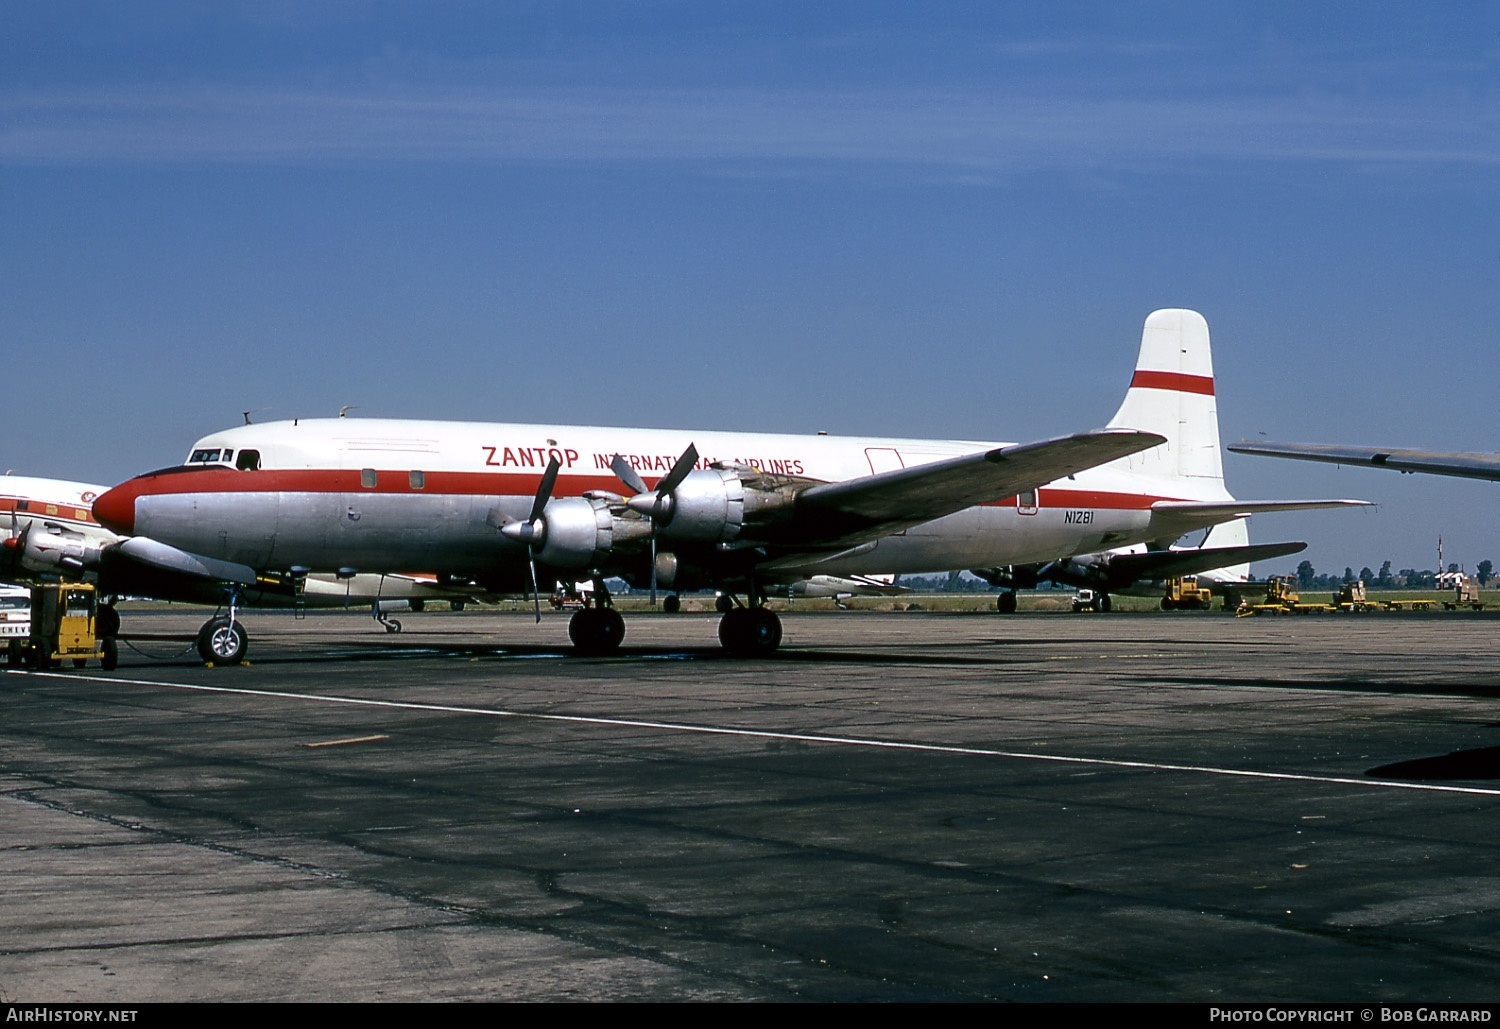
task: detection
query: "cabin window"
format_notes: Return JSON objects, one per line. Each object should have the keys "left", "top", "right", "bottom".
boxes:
{"left": 360, "top": 468, "right": 378, "bottom": 489}
{"left": 235, "top": 449, "right": 260, "bottom": 471}
{"left": 409, "top": 470, "right": 425, "bottom": 490}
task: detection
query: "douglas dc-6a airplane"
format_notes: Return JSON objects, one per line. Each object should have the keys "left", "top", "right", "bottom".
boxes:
{"left": 88, "top": 310, "right": 1366, "bottom": 662}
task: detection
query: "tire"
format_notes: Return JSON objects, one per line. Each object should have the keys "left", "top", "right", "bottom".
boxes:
{"left": 996, "top": 591, "right": 1018, "bottom": 614}
{"left": 96, "top": 605, "right": 121, "bottom": 639}
{"left": 101, "top": 638, "right": 118, "bottom": 671}
{"left": 715, "top": 593, "right": 735, "bottom": 613}
{"left": 450, "top": 601, "right": 465, "bottom": 612}
{"left": 663, "top": 594, "right": 681, "bottom": 614}
{"left": 719, "top": 607, "right": 782, "bottom": 657}
{"left": 568, "top": 607, "right": 625, "bottom": 656}
{"left": 197, "top": 617, "right": 248, "bottom": 665}
{"left": 1097, "top": 594, "right": 1112, "bottom": 613}
{"left": 408, "top": 600, "right": 425, "bottom": 613}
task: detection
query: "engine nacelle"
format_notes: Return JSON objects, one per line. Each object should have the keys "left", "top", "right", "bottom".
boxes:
{"left": 645, "top": 465, "right": 799, "bottom": 543}
{"left": 18, "top": 524, "right": 105, "bottom": 575}
{"left": 529, "top": 497, "right": 651, "bottom": 570}
{"left": 651, "top": 551, "right": 714, "bottom": 592}
{"left": 655, "top": 467, "right": 744, "bottom": 541}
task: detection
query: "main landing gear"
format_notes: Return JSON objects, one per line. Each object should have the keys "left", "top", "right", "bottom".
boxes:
{"left": 716, "top": 583, "right": 782, "bottom": 657}
{"left": 566, "top": 579, "right": 626, "bottom": 656}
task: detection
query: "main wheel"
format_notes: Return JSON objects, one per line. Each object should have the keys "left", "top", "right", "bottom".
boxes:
{"left": 719, "top": 606, "right": 782, "bottom": 657}
{"left": 663, "top": 594, "right": 681, "bottom": 614}
{"left": 568, "top": 607, "right": 625, "bottom": 655}
{"left": 715, "top": 593, "right": 735, "bottom": 613}
{"left": 197, "top": 617, "right": 248, "bottom": 665}
{"left": 101, "top": 638, "right": 119, "bottom": 671}
{"left": 1096, "top": 593, "right": 1112, "bottom": 613}
{"left": 996, "top": 591, "right": 1018, "bottom": 614}
{"left": 96, "top": 605, "right": 121, "bottom": 638}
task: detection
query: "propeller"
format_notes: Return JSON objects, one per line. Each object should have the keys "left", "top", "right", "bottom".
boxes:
{"left": 1, "top": 511, "right": 24, "bottom": 575}
{"left": 610, "top": 444, "right": 698, "bottom": 605}
{"left": 499, "top": 457, "right": 562, "bottom": 622}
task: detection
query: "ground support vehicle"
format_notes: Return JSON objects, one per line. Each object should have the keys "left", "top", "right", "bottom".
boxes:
{"left": 1, "top": 584, "right": 31, "bottom": 666}
{"left": 18, "top": 582, "right": 118, "bottom": 670}
{"left": 1072, "top": 589, "right": 1110, "bottom": 613}
{"left": 1162, "top": 576, "right": 1213, "bottom": 611}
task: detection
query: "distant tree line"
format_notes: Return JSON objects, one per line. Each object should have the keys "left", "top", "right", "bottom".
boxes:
{"left": 1291, "top": 559, "right": 1494, "bottom": 590}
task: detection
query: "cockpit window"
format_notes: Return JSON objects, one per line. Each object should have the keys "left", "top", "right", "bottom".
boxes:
{"left": 236, "top": 449, "right": 261, "bottom": 471}
{"left": 188, "top": 448, "right": 237, "bottom": 465}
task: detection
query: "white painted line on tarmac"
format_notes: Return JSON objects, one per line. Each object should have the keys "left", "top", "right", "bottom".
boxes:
{"left": 14, "top": 668, "right": 1500, "bottom": 798}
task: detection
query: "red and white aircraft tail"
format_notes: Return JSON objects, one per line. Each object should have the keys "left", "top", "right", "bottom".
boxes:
{"left": 1106, "top": 308, "right": 1228, "bottom": 493}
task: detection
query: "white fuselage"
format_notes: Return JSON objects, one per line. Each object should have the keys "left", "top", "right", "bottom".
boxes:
{"left": 95, "top": 418, "right": 1223, "bottom": 587}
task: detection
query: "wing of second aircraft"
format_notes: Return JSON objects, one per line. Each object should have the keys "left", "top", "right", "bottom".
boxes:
{"left": 1229, "top": 441, "right": 1500, "bottom": 482}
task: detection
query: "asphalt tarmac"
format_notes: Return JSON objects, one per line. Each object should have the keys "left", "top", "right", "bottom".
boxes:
{"left": 4, "top": 605, "right": 1500, "bottom": 1002}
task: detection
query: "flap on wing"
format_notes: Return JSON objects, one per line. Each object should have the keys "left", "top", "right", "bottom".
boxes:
{"left": 787, "top": 428, "right": 1165, "bottom": 545}
{"left": 1105, "top": 541, "right": 1306, "bottom": 585}
{"left": 1230, "top": 441, "right": 1500, "bottom": 482}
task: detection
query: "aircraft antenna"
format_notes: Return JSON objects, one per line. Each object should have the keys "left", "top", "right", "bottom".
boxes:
{"left": 339, "top": 405, "right": 359, "bottom": 419}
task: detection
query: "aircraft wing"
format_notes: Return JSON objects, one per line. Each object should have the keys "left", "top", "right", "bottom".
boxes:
{"left": 90, "top": 537, "right": 261, "bottom": 604}
{"left": 789, "top": 574, "right": 913, "bottom": 599}
{"left": 1229, "top": 441, "right": 1500, "bottom": 482}
{"left": 1100, "top": 541, "right": 1306, "bottom": 587}
{"left": 777, "top": 428, "right": 1166, "bottom": 548}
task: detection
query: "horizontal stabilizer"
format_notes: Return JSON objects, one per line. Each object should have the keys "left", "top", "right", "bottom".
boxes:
{"left": 1104, "top": 541, "right": 1306, "bottom": 586}
{"left": 1151, "top": 498, "right": 1373, "bottom": 519}
{"left": 1230, "top": 441, "right": 1500, "bottom": 483}
{"left": 1142, "top": 498, "right": 1371, "bottom": 544}
{"left": 790, "top": 428, "right": 1166, "bottom": 545}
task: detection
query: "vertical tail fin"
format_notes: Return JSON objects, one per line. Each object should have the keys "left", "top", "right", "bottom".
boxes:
{"left": 1106, "top": 309, "right": 1225, "bottom": 487}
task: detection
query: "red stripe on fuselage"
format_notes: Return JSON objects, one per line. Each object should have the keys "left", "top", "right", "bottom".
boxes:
{"left": 93, "top": 466, "right": 1186, "bottom": 535}
{"left": 1129, "top": 370, "right": 1215, "bottom": 396}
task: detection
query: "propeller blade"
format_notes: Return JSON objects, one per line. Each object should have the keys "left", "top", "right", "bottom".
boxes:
{"left": 656, "top": 443, "right": 699, "bottom": 496}
{"left": 530, "top": 457, "right": 561, "bottom": 523}
{"left": 528, "top": 556, "right": 541, "bottom": 623}
{"left": 649, "top": 534, "right": 657, "bottom": 607}
{"left": 609, "top": 454, "right": 649, "bottom": 497}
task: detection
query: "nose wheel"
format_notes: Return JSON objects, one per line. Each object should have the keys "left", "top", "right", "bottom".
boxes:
{"left": 197, "top": 616, "right": 248, "bottom": 665}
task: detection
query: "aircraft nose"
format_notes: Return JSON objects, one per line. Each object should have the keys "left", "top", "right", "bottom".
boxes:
{"left": 93, "top": 481, "right": 139, "bottom": 534}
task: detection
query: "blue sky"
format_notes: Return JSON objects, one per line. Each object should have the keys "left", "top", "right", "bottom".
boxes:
{"left": 4, "top": 2, "right": 1498, "bottom": 576}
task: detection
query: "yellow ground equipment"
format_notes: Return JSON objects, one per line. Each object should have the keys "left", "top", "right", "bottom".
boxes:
{"left": 1438, "top": 571, "right": 1485, "bottom": 611}
{"left": 1335, "top": 580, "right": 1373, "bottom": 612}
{"left": 1238, "top": 575, "right": 1300, "bottom": 616}
{"left": 1161, "top": 575, "right": 1214, "bottom": 611}
{"left": 21, "top": 582, "right": 118, "bottom": 670}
